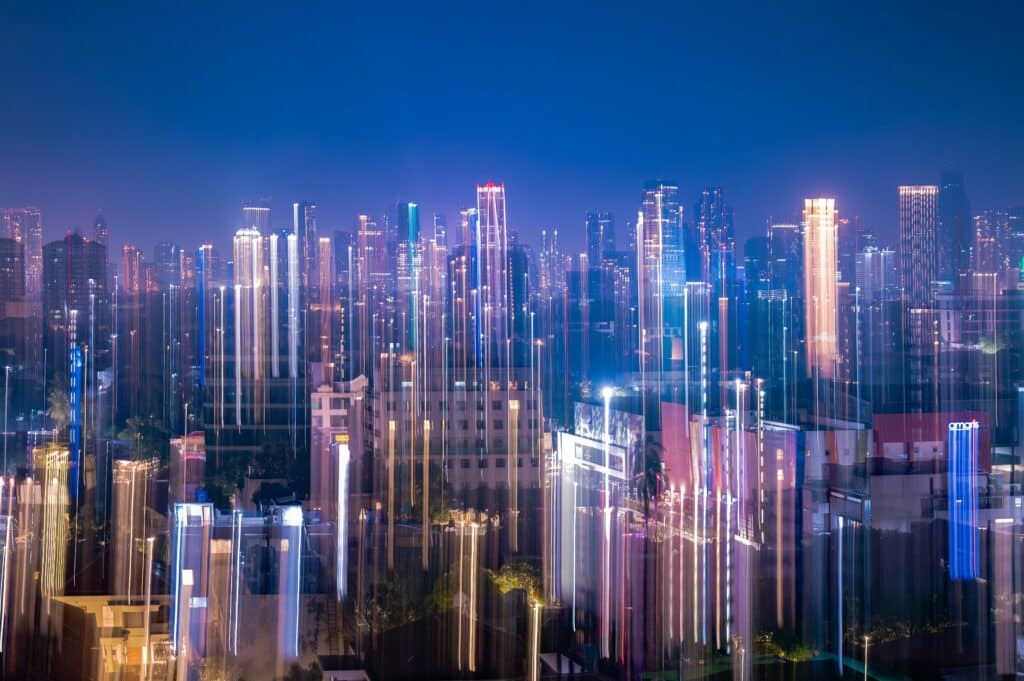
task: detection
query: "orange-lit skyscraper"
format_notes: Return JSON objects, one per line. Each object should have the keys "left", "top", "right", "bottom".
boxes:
{"left": 802, "top": 198, "right": 839, "bottom": 379}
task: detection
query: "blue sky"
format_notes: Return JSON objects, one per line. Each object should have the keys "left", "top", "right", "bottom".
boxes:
{"left": 1, "top": 1, "right": 1021, "bottom": 254}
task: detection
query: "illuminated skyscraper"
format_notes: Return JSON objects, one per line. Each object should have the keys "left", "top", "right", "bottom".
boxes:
{"left": 243, "top": 199, "right": 271, "bottom": 233}
{"left": 948, "top": 421, "right": 979, "bottom": 580}
{"left": 477, "top": 183, "right": 510, "bottom": 370}
{"left": 802, "top": 198, "right": 839, "bottom": 379}
{"left": 317, "top": 236, "right": 335, "bottom": 382}
{"left": 109, "top": 457, "right": 157, "bottom": 598}
{"left": 585, "top": 211, "right": 614, "bottom": 267}
{"left": 397, "top": 202, "right": 421, "bottom": 350}
{"left": 293, "top": 201, "right": 318, "bottom": 288}
{"left": 638, "top": 181, "right": 683, "bottom": 377}
{"left": 898, "top": 185, "right": 939, "bottom": 306}
{"left": 2, "top": 207, "right": 43, "bottom": 301}
{"left": 693, "top": 187, "right": 734, "bottom": 292}
{"left": 232, "top": 227, "right": 266, "bottom": 425}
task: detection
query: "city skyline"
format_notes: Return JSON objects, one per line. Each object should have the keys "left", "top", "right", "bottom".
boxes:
{"left": 2, "top": 3, "right": 1024, "bottom": 680}
{"left": 2, "top": 3, "right": 1023, "bottom": 253}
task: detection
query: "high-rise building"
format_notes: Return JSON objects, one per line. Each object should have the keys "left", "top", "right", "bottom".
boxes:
{"left": 92, "top": 212, "right": 108, "bottom": 246}
{"left": 802, "top": 198, "right": 839, "bottom": 379}
{"left": 585, "top": 211, "right": 614, "bottom": 267}
{"left": 768, "top": 223, "right": 802, "bottom": 295}
{"left": 477, "top": 183, "right": 510, "bottom": 370}
{"left": 42, "top": 232, "right": 109, "bottom": 380}
{"left": 638, "top": 181, "right": 683, "bottom": 378}
{"left": 2, "top": 207, "right": 43, "bottom": 302}
{"left": 293, "top": 201, "right": 318, "bottom": 289}
{"left": 938, "top": 172, "right": 971, "bottom": 284}
{"left": 898, "top": 185, "right": 939, "bottom": 306}
{"left": 693, "top": 187, "right": 734, "bottom": 291}
{"left": 243, "top": 199, "right": 271, "bottom": 233}
{"left": 154, "top": 241, "right": 182, "bottom": 289}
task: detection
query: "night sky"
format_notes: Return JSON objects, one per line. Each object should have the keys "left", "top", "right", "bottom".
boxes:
{"left": 1, "top": 1, "right": 1022, "bottom": 254}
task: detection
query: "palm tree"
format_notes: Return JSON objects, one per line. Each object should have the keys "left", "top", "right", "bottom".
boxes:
{"left": 47, "top": 386, "right": 70, "bottom": 437}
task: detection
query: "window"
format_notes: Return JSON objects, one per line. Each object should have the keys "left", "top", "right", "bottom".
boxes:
{"left": 476, "top": 420, "right": 486, "bottom": 430}
{"left": 330, "top": 397, "right": 343, "bottom": 410}
{"left": 478, "top": 458, "right": 489, "bottom": 468}
{"left": 457, "top": 401, "right": 466, "bottom": 411}
{"left": 459, "top": 420, "right": 469, "bottom": 430}
{"left": 330, "top": 415, "right": 343, "bottom": 428}
{"left": 496, "top": 458, "right": 506, "bottom": 468}
{"left": 492, "top": 400, "right": 501, "bottom": 410}
{"left": 461, "top": 458, "right": 471, "bottom": 469}
{"left": 493, "top": 420, "right": 504, "bottom": 430}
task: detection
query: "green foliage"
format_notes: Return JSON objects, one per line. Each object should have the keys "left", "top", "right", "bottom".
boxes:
{"left": 369, "top": 573, "right": 420, "bottom": 629}
{"left": 118, "top": 416, "right": 171, "bottom": 467}
{"left": 426, "top": 569, "right": 458, "bottom": 614}
{"left": 487, "top": 561, "right": 542, "bottom": 605}
{"left": 756, "top": 630, "right": 815, "bottom": 662}
{"left": 47, "top": 385, "right": 70, "bottom": 435}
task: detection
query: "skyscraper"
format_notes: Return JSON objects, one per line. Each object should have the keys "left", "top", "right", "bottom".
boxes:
{"left": 585, "top": 211, "right": 614, "bottom": 267}
{"left": 802, "top": 198, "right": 839, "bottom": 379}
{"left": 243, "top": 199, "right": 271, "bottom": 234}
{"left": 638, "top": 181, "right": 683, "bottom": 377}
{"left": 92, "top": 212, "right": 108, "bottom": 246}
{"left": 293, "top": 201, "right": 318, "bottom": 289}
{"left": 937, "top": 172, "right": 971, "bottom": 284}
{"left": 898, "top": 185, "right": 939, "bottom": 306}
{"left": 477, "top": 183, "right": 510, "bottom": 370}
{"left": 693, "top": 187, "right": 734, "bottom": 291}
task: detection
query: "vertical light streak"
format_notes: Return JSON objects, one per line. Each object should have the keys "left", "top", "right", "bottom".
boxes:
{"left": 234, "top": 283, "right": 242, "bottom": 426}
{"left": 175, "top": 570, "right": 194, "bottom": 681}
{"left": 837, "top": 515, "right": 844, "bottom": 674}
{"left": 571, "top": 480, "right": 578, "bottom": 632}
{"left": 287, "top": 234, "right": 300, "bottom": 379}
{"left": 699, "top": 320, "right": 709, "bottom": 644}
{"left": 776, "top": 457, "right": 783, "bottom": 628}
{"left": 509, "top": 401, "right": 519, "bottom": 554}
{"left": 337, "top": 444, "right": 350, "bottom": 598}
{"left": 143, "top": 536, "right": 154, "bottom": 680}
{"left": 270, "top": 233, "right": 280, "bottom": 377}
{"left": 457, "top": 519, "right": 465, "bottom": 670}
{"left": 469, "top": 522, "right": 478, "bottom": 673}
{"left": 601, "top": 387, "right": 612, "bottom": 658}
{"left": 421, "top": 421, "right": 430, "bottom": 571}
{"left": 387, "top": 419, "right": 396, "bottom": 571}
{"left": 0, "top": 516, "right": 10, "bottom": 655}
{"left": 529, "top": 602, "right": 542, "bottom": 681}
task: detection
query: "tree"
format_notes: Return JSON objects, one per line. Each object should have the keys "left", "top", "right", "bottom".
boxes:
{"left": 251, "top": 480, "right": 293, "bottom": 507}
{"left": 118, "top": 416, "right": 171, "bottom": 467}
{"left": 487, "top": 561, "right": 542, "bottom": 605}
{"left": 47, "top": 385, "right": 70, "bottom": 436}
